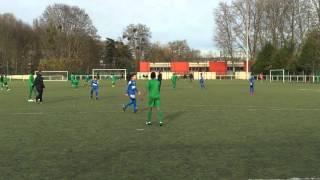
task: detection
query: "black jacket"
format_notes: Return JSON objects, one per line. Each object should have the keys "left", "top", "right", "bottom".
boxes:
{"left": 33, "top": 74, "right": 45, "bottom": 89}
{"left": 158, "top": 73, "right": 162, "bottom": 81}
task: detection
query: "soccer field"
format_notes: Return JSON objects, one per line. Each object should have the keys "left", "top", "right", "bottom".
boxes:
{"left": 1, "top": 80, "right": 320, "bottom": 179}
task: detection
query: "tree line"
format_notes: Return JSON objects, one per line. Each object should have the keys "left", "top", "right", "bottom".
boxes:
{"left": 214, "top": 0, "right": 320, "bottom": 74}
{"left": 0, "top": 3, "right": 201, "bottom": 74}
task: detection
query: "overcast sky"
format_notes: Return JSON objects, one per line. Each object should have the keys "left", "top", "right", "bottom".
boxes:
{"left": 0, "top": 0, "right": 225, "bottom": 53}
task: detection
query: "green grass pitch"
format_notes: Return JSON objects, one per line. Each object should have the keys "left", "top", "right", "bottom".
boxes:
{"left": 1, "top": 80, "right": 320, "bottom": 179}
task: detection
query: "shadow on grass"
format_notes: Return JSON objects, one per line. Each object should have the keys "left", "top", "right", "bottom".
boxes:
{"left": 164, "top": 111, "right": 184, "bottom": 124}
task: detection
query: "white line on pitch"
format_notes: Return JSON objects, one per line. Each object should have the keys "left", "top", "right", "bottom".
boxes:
{"left": 13, "top": 112, "right": 43, "bottom": 115}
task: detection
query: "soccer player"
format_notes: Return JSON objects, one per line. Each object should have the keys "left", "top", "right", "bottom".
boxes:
{"left": 0, "top": 73, "right": 4, "bottom": 90}
{"left": 146, "top": 72, "right": 163, "bottom": 126}
{"left": 111, "top": 74, "right": 116, "bottom": 88}
{"left": 71, "top": 73, "right": 79, "bottom": 88}
{"left": 249, "top": 76, "right": 255, "bottom": 96}
{"left": 122, "top": 74, "right": 140, "bottom": 113}
{"left": 157, "top": 71, "right": 162, "bottom": 91}
{"left": 1, "top": 74, "right": 10, "bottom": 91}
{"left": 171, "top": 73, "right": 178, "bottom": 89}
{"left": 189, "top": 73, "right": 194, "bottom": 82}
{"left": 33, "top": 71, "right": 45, "bottom": 103}
{"left": 70, "top": 73, "right": 74, "bottom": 84}
{"left": 200, "top": 73, "right": 205, "bottom": 89}
{"left": 90, "top": 76, "right": 99, "bottom": 100}
{"left": 28, "top": 72, "right": 36, "bottom": 102}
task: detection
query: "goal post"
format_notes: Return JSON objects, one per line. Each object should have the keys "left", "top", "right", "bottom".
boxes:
{"left": 34, "top": 71, "right": 68, "bottom": 81}
{"left": 92, "top": 69, "right": 127, "bottom": 80}
{"left": 270, "top": 69, "right": 285, "bottom": 83}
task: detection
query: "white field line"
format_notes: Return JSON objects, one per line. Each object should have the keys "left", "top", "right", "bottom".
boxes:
{"left": 169, "top": 104, "right": 320, "bottom": 111}
{"left": 13, "top": 112, "right": 43, "bottom": 115}
{"left": 249, "top": 178, "right": 320, "bottom": 180}
{"left": 5, "top": 106, "right": 320, "bottom": 116}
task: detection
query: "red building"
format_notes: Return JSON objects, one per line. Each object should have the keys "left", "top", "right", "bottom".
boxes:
{"left": 139, "top": 60, "right": 249, "bottom": 74}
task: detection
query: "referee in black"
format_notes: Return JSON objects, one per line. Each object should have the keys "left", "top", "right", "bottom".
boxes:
{"left": 157, "top": 70, "right": 162, "bottom": 91}
{"left": 33, "top": 71, "right": 45, "bottom": 103}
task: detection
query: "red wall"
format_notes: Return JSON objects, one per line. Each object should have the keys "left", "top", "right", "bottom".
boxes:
{"left": 139, "top": 61, "right": 150, "bottom": 72}
{"left": 209, "top": 61, "right": 227, "bottom": 75}
{"left": 171, "top": 62, "right": 189, "bottom": 74}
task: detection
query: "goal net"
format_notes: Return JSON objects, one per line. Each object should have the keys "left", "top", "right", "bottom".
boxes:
{"left": 34, "top": 71, "right": 68, "bottom": 81}
{"left": 92, "top": 69, "right": 127, "bottom": 80}
{"left": 270, "top": 69, "right": 285, "bottom": 83}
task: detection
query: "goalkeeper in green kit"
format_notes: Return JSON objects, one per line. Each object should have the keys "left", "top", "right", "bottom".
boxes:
{"left": 145, "top": 72, "right": 163, "bottom": 126}
{"left": 28, "top": 72, "right": 36, "bottom": 102}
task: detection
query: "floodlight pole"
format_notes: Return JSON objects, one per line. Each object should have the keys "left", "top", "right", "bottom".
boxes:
{"left": 246, "top": 0, "right": 250, "bottom": 80}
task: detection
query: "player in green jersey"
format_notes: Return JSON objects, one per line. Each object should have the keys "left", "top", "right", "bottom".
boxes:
{"left": 146, "top": 72, "right": 163, "bottom": 126}
{"left": 28, "top": 72, "right": 36, "bottom": 102}
{"left": 0, "top": 73, "right": 4, "bottom": 90}
{"left": 111, "top": 74, "right": 116, "bottom": 88}
{"left": 171, "top": 73, "right": 178, "bottom": 89}
{"left": 1, "top": 73, "right": 10, "bottom": 91}
{"left": 70, "top": 73, "right": 79, "bottom": 88}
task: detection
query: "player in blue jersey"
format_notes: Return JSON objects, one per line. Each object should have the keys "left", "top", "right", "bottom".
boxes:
{"left": 249, "top": 75, "right": 255, "bottom": 96}
{"left": 200, "top": 73, "right": 205, "bottom": 89}
{"left": 123, "top": 74, "right": 140, "bottom": 113}
{"left": 90, "top": 76, "right": 99, "bottom": 100}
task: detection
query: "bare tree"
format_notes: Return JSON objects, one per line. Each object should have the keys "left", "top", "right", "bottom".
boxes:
{"left": 168, "top": 40, "right": 191, "bottom": 59}
{"left": 122, "top": 24, "right": 152, "bottom": 61}
{"left": 312, "top": 0, "right": 320, "bottom": 26}
{"left": 0, "top": 13, "right": 38, "bottom": 74}
{"left": 36, "top": 4, "right": 100, "bottom": 72}
{"left": 214, "top": 0, "right": 320, "bottom": 62}
{"left": 214, "top": 2, "right": 236, "bottom": 61}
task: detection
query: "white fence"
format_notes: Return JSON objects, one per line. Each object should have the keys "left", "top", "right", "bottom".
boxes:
{"left": 264, "top": 75, "right": 319, "bottom": 83}
{"left": 5, "top": 74, "right": 320, "bottom": 83}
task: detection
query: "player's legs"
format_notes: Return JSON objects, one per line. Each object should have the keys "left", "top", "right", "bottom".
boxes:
{"left": 147, "top": 107, "right": 153, "bottom": 125}
{"left": 154, "top": 98, "right": 163, "bottom": 125}
{"left": 95, "top": 89, "right": 99, "bottom": 99}
{"left": 124, "top": 98, "right": 137, "bottom": 111}
{"left": 28, "top": 86, "right": 34, "bottom": 99}
{"left": 125, "top": 99, "right": 133, "bottom": 108}
{"left": 36, "top": 88, "right": 43, "bottom": 102}
{"left": 132, "top": 98, "right": 137, "bottom": 113}
{"left": 90, "top": 89, "right": 93, "bottom": 98}
{"left": 201, "top": 82, "right": 205, "bottom": 88}
{"left": 146, "top": 98, "right": 155, "bottom": 124}
{"left": 4, "top": 82, "right": 9, "bottom": 91}
{"left": 172, "top": 82, "right": 176, "bottom": 89}
{"left": 28, "top": 86, "right": 33, "bottom": 101}
{"left": 250, "top": 86, "right": 254, "bottom": 95}
{"left": 91, "top": 89, "right": 98, "bottom": 99}
{"left": 75, "top": 80, "right": 79, "bottom": 88}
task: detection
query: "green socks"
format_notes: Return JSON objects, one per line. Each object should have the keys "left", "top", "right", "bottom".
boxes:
{"left": 157, "top": 111, "right": 163, "bottom": 123}
{"left": 147, "top": 110, "right": 152, "bottom": 123}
